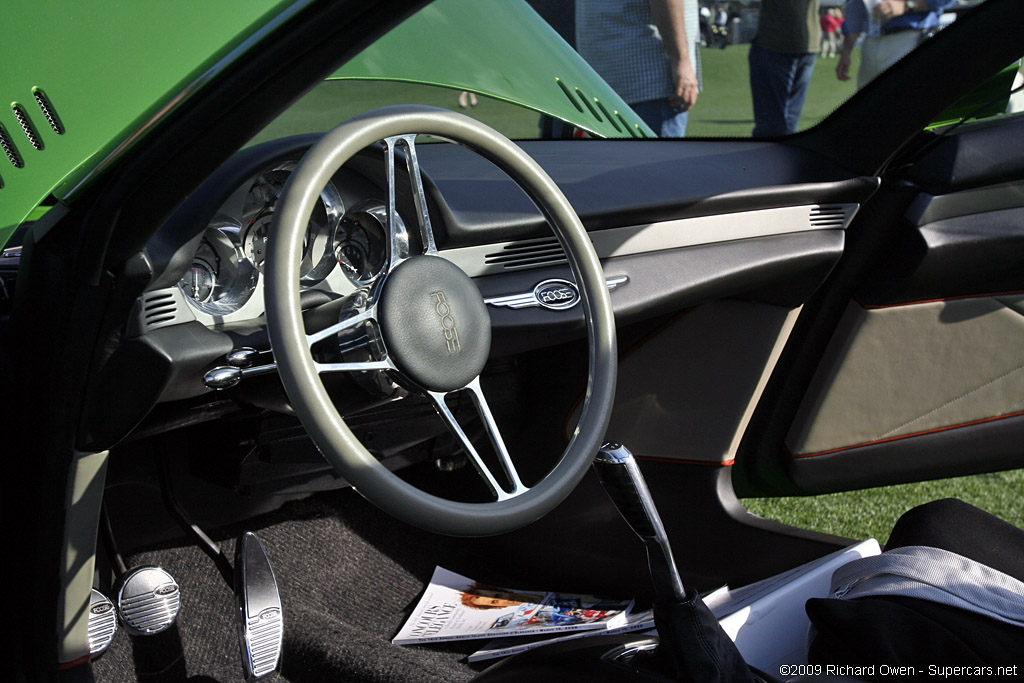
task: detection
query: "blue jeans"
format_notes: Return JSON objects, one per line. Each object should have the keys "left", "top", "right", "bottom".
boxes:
{"left": 748, "top": 43, "right": 816, "bottom": 137}
{"left": 630, "top": 98, "right": 689, "bottom": 138}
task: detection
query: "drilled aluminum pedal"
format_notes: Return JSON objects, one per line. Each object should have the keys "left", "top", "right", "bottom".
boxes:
{"left": 235, "top": 532, "right": 284, "bottom": 680}
{"left": 117, "top": 566, "right": 181, "bottom": 636}
{"left": 87, "top": 589, "right": 117, "bottom": 657}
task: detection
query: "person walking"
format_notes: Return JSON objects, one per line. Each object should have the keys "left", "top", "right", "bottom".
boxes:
{"left": 837, "top": 0, "right": 955, "bottom": 89}
{"left": 749, "top": 0, "right": 821, "bottom": 137}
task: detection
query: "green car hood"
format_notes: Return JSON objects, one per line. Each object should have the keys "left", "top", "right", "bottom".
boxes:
{"left": 0, "top": 0, "right": 302, "bottom": 249}
{"left": 332, "top": 1, "right": 652, "bottom": 140}
{"left": 0, "top": 0, "right": 650, "bottom": 249}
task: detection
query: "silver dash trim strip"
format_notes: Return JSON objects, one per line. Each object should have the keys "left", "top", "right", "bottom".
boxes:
{"left": 444, "top": 203, "right": 857, "bottom": 278}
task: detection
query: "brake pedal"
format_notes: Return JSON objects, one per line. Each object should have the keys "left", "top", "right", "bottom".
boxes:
{"left": 235, "top": 532, "right": 284, "bottom": 680}
{"left": 87, "top": 589, "right": 118, "bottom": 658}
{"left": 116, "top": 566, "right": 181, "bottom": 636}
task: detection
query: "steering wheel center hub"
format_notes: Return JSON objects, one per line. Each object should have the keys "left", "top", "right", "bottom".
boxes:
{"left": 378, "top": 255, "right": 491, "bottom": 392}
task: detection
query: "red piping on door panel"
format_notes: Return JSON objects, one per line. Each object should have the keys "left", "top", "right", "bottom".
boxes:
{"left": 858, "top": 290, "right": 1024, "bottom": 310}
{"left": 792, "top": 410, "right": 1024, "bottom": 459}
{"left": 637, "top": 455, "right": 735, "bottom": 467}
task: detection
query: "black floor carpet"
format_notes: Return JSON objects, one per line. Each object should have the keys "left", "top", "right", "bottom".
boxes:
{"left": 92, "top": 489, "right": 500, "bottom": 682}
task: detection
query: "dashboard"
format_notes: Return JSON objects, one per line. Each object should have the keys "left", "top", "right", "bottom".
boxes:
{"left": 128, "top": 134, "right": 867, "bottom": 415}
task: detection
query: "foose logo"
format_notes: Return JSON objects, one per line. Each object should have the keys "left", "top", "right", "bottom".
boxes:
{"left": 430, "top": 291, "right": 461, "bottom": 353}
{"left": 533, "top": 279, "right": 580, "bottom": 310}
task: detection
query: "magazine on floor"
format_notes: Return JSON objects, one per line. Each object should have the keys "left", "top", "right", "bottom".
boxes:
{"left": 393, "top": 566, "right": 635, "bottom": 645}
{"left": 466, "top": 538, "right": 882, "bottom": 663}
{"left": 467, "top": 608, "right": 656, "bottom": 662}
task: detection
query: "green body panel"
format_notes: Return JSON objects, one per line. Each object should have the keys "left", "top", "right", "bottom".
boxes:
{"left": 0, "top": 0, "right": 651, "bottom": 250}
{"left": 331, "top": 0, "right": 655, "bottom": 141}
{"left": 0, "top": 0, "right": 303, "bottom": 249}
{"left": 927, "top": 61, "right": 1021, "bottom": 129}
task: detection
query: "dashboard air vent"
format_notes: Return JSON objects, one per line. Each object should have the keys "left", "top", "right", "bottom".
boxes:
{"left": 131, "top": 288, "right": 194, "bottom": 336}
{"left": 809, "top": 205, "right": 849, "bottom": 229}
{"left": 143, "top": 291, "right": 179, "bottom": 328}
{"left": 484, "top": 237, "right": 567, "bottom": 271}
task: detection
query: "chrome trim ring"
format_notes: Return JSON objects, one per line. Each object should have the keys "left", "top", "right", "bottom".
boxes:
{"left": 485, "top": 275, "right": 627, "bottom": 311}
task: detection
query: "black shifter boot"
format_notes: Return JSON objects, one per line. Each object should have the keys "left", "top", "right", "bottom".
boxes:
{"left": 648, "top": 593, "right": 755, "bottom": 683}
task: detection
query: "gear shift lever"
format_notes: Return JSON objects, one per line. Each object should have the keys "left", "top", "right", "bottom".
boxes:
{"left": 594, "top": 442, "right": 757, "bottom": 683}
{"left": 592, "top": 442, "right": 686, "bottom": 605}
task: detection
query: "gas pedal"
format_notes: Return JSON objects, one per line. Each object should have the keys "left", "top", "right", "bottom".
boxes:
{"left": 235, "top": 532, "right": 284, "bottom": 680}
{"left": 116, "top": 566, "right": 181, "bottom": 636}
{"left": 87, "top": 589, "right": 117, "bottom": 658}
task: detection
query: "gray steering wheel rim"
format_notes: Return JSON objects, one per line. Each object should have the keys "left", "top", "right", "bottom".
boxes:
{"left": 265, "top": 105, "right": 616, "bottom": 537}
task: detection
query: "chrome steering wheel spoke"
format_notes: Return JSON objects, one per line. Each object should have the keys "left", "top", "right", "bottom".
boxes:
{"left": 305, "top": 307, "right": 377, "bottom": 346}
{"left": 384, "top": 135, "right": 439, "bottom": 269}
{"left": 304, "top": 306, "right": 395, "bottom": 374}
{"left": 313, "top": 358, "right": 394, "bottom": 374}
{"left": 428, "top": 377, "right": 528, "bottom": 501}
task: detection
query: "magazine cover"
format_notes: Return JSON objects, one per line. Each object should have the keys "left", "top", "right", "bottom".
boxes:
{"left": 393, "top": 566, "right": 635, "bottom": 645}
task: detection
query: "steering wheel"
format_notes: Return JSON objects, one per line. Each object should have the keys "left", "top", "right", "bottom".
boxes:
{"left": 265, "top": 105, "right": 616, "bottom": 537}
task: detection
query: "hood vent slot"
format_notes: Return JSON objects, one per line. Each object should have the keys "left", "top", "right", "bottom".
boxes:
{"left": 555, "top": 78, "right": 647, "bottom": 139}
{"left": 809, "top": 205, "right": 849, "bottom": 229}
{"left": 484, "top": 237, "right": 567, "bottom": 271}
{"left": 0, "top": 125, "right": 24, "bottom": 168}
{"left": 12, "top": 104, "right": 43, "bottom": 150}
{"left": 32, "top": 89, "right": 64, "bottom": 135}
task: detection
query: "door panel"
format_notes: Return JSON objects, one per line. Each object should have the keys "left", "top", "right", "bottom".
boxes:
{"left": 786, "top": 297, "right": 1024, "bottom": 481}
{"left": 746, "top": 113, "right": 1024, "bottom": 495}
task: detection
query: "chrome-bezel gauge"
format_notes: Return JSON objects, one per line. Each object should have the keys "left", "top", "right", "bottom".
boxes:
{"left": 334, "top": 199, "right": 389, "bottom": 286}
{"left": 240, "top": 162, "right": 345, "bottom": 287}
{"left": 178, "top": 228, "right": 259, "bottom": 315}
{"left": 179, "top": 259, "right": 216, "bottom": 303}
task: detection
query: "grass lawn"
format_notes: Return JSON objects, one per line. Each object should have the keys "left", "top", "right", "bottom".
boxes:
{"left": 251, "top": 44, "right": 860, "bottom": 143}
{"left": 249, "top": 79, "right": 552, "bottom": 147}
{"left": 741, "top": 470, "right": 1024, "bottom": 545}
{"left": 688, "top": 44, "right": 860, "bottom": 138}
{"left": 251, "top": 45, "right": 861, "bottom": 144}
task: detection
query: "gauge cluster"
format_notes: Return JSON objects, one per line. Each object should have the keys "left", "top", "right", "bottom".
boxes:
{"left": 176, "top": 161, "right": 389, "bottom": 323}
